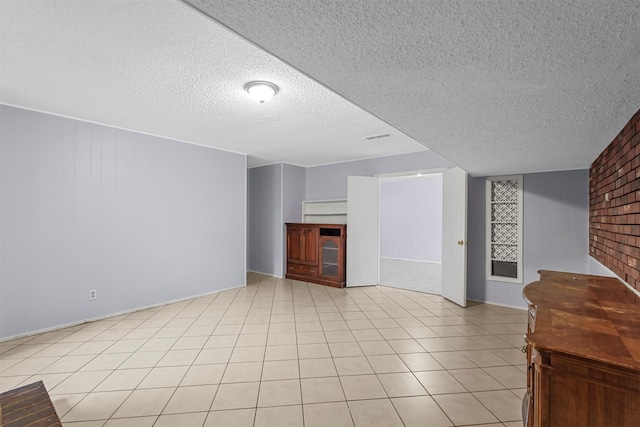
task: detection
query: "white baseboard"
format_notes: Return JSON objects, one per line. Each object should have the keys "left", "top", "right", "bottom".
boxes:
{"left": 467, "top": 298, "right": 527, "bottom": 311}
{"left": 0, "top": 283, "right": 246, "bottom": 343}
{"left": 380, "top": 257, "right": 442, "bottom": 264}
{"left": 247, "top": 270, "right": 284, "bottom": 279}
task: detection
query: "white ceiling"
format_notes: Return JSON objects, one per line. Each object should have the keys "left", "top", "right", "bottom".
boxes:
{"left": 186, "top": 0, "right": 640, "bottom": 176}
{"left": 0, "top": 0, "right": 427, "bottom": 168}
{"left": 2, "top": 1, "right": 639, "bottom": 176}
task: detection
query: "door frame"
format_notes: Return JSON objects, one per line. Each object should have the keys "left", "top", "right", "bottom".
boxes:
{"left": 376, "top": 168, "right": 446, "bottom": 293}
{"left": 346, "top": 167, "right": 467, "bottom": 306}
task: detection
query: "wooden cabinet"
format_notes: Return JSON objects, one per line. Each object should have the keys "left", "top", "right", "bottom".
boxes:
{"left": 523, "top": 270, "right": 640, "bottom": 427}
{"left": 287, "top": 225, "right": 318, "bottom": 266}
{"left": 286, "top": 223, "right": 346, "bottom": 288}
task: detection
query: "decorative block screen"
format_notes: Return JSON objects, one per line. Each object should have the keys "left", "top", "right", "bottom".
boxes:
{"left": 487, "top": 176, "right": 523, "bottom": 282}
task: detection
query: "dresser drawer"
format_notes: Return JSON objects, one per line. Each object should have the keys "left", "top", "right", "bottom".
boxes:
{"left": 287, "top": 264, "right": 317, "bottom": 277}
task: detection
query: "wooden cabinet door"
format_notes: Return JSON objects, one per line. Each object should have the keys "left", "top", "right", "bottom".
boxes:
{"left": 287, "top": 226, "right": 318, "bottom": 266}
{"left": 300, "top": 228, "right": 318, "bottom": 265}
{"left": 523, "top": 346, "right": 534, "bottom": 427}
{"left": 287, "top": 227, "right": 303, "bottom": 263}
{"left": 531, "top": 349, "right": 548, "bottom": 427}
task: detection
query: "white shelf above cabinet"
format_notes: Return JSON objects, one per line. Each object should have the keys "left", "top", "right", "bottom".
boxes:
{"left": 302, "top": 199, "right": 347, "bottom": 224}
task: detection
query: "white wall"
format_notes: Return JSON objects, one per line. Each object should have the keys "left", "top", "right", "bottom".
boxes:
{"left": 380, "top": 174, "right": 443, "bottom": 262}
{"left": 0, "top": 105, "right": 247, "bottom": 340}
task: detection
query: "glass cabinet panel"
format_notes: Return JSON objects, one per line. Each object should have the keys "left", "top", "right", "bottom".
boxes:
{"left": 322, "top": 240, "right": 339, "bottom": 277}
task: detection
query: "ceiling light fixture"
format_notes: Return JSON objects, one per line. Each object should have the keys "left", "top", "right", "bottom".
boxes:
{"left": 245, "top": 81, "right": 278, "bottom": 104}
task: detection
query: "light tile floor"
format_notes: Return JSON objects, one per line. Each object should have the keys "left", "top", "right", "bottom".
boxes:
{"left": 0, "top": 273, "right": 527, "bottom": 427}
{"left": 380, "top": 258, "right": 442, "bottom": 295}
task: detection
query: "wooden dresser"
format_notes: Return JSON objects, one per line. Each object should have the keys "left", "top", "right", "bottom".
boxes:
{"left": 523, "top": 270, "right": 640, "bottom": 427}
{"left": 285, "top": 223, "right": 346, "bottom": 288}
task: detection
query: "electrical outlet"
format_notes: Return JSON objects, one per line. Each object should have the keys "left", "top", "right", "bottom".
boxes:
{"left": 88, "top": 289, "right": 97, "bottom": 301}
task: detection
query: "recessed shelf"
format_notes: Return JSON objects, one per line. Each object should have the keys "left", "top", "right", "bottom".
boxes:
{"left": 303, "top": 200, "right": 347, "bottom": 224}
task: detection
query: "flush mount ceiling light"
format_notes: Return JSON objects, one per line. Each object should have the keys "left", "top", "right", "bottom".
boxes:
{"left": 245, "top": 81, "right": 278, "bottom": 104}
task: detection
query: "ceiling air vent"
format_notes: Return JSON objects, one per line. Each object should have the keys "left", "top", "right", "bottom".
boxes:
{"left": 364, "top": 133, "right": 391, "bottom": 141}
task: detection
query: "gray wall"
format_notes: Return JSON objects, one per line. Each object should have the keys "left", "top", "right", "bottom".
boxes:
{"left": 282, "top": 164, "right": 306, "bottom": 273}
{"left": 247, "top": 164, "right": 283, "bottom": 276}
{"left": 306, "top": 151, "right": 454, "bottom": 200}
{"left": 247, "top": 162, "right": 306, "bottom": 277}
{"left": 467, "top": 169, "right": 590, "bottom": 308}
{"left": 298, "top": 151, "right": 590, "bottom": 309}
{"left": 380, "top": 174, "right": 443, "bottom": 262}
{"left": 282, "top": 163, "right": 306, "bottom": 223}
{"left": 0, "top": 105, "right": 247, "bottom": 340}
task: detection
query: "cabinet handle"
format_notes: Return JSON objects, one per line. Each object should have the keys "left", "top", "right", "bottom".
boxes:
{"left": 521, "top": 345, "right": 527, "bottom": 354}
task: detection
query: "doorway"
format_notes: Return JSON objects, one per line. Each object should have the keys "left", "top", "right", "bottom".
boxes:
{"left": 378, "top": 172, "right": 443, "bottom": 295}
{"left": 346, "top": 167, "right": 467, "bottom": 306}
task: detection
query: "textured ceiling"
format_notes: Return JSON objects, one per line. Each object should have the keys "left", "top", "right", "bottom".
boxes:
{"left": 186, "top": 0, "right": 640, "bottom": 176}
{"left": 0, "top": 0, "right": 426, "bottom": 168}
{"left": 2, "top": 1, "right": 638, "bottom": 175}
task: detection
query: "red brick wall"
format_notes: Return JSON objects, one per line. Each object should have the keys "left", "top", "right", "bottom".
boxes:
{"left": 590, "top": 109, "right": 640, "bottom": 290}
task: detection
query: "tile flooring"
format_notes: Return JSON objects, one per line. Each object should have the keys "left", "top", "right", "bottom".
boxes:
{"left": 380, "top": 258, "right": 442, "bottom": 295}
{"left": 0, "top": 273, "right": 527, "bottom": 426}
